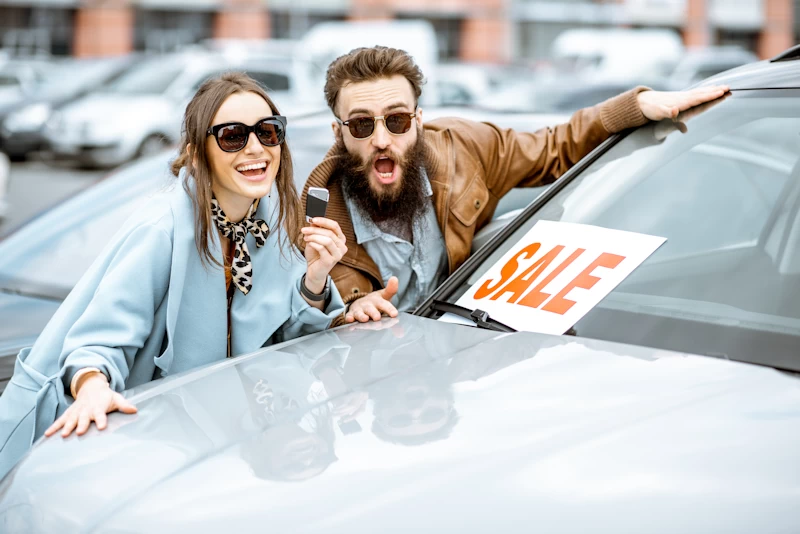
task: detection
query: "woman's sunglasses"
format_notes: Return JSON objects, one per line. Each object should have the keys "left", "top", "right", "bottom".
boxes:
{"left": 337, "top": 110, "right": 417, "bottom": 140}
{"left": 207, "top": 116, "right": 287, "bottom": 153}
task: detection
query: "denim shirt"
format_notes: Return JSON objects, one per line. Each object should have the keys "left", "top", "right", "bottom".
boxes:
{"left": 343, "top": 173, "right": 447, "bottom": 312}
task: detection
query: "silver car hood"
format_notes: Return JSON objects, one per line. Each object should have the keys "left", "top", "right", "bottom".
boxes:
{"left": 0, "top": 313, "right": 798, "bottom": 533}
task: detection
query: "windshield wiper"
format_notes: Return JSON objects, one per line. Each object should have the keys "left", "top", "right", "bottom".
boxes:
{"left": 429, "top": 300, "right": 517, "bottom": 332}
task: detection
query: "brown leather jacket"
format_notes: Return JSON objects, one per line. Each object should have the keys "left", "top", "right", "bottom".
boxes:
{"left": 302, "top": 87, "right": 650, "bottom": 316}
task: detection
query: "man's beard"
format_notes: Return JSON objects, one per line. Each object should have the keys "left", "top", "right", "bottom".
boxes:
{"left": 336, "top": 131, "right": 428, "bottom": 233}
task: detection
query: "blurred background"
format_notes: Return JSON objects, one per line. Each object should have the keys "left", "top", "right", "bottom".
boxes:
{"left": 0, "top": 0, "right": 796, "bottom": 237}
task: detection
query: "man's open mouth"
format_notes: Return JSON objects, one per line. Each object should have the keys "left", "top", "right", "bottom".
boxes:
{"left": 373, "top": 156, "right": 397, "bottom": 185}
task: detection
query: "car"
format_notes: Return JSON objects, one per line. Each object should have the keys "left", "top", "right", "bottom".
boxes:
{"left": 0, "top": 55, "right": 140, "bottom": 160}
{"left": 3, "top": 49, "right": 800, "bottom": 529}
{"left": 666, "top": 46, "right": 759, "bottom": 90}
{"left": 43, "top": 49, "right": 323, "bottom": 168}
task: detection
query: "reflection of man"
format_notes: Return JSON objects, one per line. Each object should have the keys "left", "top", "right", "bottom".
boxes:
{"left": 302, "top": 46, "right": 729, "bottom": 324}
{"left": 237, "top": 333, "right": 356, "bottom": 481}
{"left": 370, "top": 360, "right": 457, "bottom": 447}
{"left": 335, "top": 318, "right": 545, "bottom": 447}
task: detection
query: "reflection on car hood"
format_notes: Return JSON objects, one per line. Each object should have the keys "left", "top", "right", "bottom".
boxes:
{"left": 0, "top": 292, "right": 59, "bottom": 358}
{"left": 1, "top": 314, "right": 798, "bottom": 533}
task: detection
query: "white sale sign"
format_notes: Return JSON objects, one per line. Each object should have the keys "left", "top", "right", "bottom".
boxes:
{"left": 451, "top": 221, "right": 666, "bottom": 334}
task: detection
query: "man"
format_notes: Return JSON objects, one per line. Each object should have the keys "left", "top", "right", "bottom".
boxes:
{"left": 301, "top": 46, "right": 729, "bottom": 324}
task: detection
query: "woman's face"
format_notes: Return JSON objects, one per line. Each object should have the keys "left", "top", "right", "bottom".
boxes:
{"left": 206, "top": 91, "right": 282, "bottom": 218}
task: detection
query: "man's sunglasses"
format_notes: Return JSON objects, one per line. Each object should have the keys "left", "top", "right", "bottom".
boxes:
{"left": 207, "top": 116, "right": 287, "bottom": 153}
{"left": 337, "top": 110, "right": 417, "bottom": 140}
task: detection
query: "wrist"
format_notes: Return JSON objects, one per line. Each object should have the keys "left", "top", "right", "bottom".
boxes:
{"left": 75, "top": 371, "right": 108, "bottom": 398}
{"left": 303, "top": 272, "right": 326, "bottom": 295}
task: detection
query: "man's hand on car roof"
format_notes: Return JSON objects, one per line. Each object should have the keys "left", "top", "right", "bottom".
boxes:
{"left": 637, "top": 85, "right": 730, "bottom": 122}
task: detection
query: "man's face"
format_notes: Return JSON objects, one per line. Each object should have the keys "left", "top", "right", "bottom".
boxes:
{"left": 334, "top": 75, "right": 423, "bottom": 199}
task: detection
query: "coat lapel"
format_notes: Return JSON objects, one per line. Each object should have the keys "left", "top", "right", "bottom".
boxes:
{"left": 159, "top": 184, "right": 227, "bottom": 376}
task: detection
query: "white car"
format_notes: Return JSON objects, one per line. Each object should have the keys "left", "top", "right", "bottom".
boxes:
{"left": 45, "top": 50, "right": 324, "bottom": 168}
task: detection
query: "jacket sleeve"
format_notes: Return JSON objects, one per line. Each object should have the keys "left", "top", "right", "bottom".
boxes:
{"left": 456, "top": 87, "right": 650, "bottom": 199}
{"left": 58, "top": 223, "right": 173, "bottom": 394}
{"left": 277, "top": 275, "right": 346, "bottom": 341}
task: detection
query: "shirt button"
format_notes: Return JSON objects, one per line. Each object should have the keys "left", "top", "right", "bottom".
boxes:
{"left": 474, "top": 199, "right": 481, "bottom": 209}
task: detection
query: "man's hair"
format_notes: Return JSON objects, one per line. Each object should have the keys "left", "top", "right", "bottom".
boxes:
{"left": 324, "top": 46, "right": 425, "bottom": 115}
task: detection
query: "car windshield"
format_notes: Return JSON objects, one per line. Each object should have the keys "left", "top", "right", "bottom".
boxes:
{"left": 0, "top": 154, "right": 173, "bottom": 299}
{"left": 441, "top": 90, "right": 800, "bottom": 372}
{"left": 30, "top": 59, "right": 129, "bottom": 99}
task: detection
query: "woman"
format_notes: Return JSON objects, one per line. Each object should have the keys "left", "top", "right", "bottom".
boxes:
{"left": 0, "top": 72, "right": 349, "bottom": 478}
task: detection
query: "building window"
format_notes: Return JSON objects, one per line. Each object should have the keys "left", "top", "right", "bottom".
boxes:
{"left": 270, "top": 12, "right": 346, "bottom": 40}
{"left": 0, "top": 6, "right": 74, "bottom": 56}
{"left": 134, "top": 9, "right": 214, "bottom": 53}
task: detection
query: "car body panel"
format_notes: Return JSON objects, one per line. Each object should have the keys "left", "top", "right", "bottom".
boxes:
{"left": 0, "top": 314, "right": 797, "bottom": 532}
{"left": 0, "top": 292, "right": 60, "bottom": 393}
{"left": 696, "top": 57, "right": 800, "bottom": 89}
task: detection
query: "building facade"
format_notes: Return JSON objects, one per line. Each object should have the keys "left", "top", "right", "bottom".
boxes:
{"left": 0, "top": 0, "right": 794, "bottom": 62}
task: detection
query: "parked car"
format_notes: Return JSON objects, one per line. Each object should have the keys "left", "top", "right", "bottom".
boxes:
{"left": 44, "top": 50, "right": 319, "bottom": 168}
{"left": 0, "top": 58, "right": 52, "bottom": 111}
{"left": 666, "top": 46, "right": 759, "bottom": 90}
{"left": 1, "top": 49, "right": 800, "bottom": 531}
{"left": 0, "top": 55, "right": 139, "bottom": 160}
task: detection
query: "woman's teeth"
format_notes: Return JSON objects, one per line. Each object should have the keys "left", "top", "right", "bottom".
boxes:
{"left": 236, "top": 162, "right": 267, "bottom": 172}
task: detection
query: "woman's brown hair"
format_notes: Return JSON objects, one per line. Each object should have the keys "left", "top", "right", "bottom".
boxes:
{"left": 171, "top": 72, "right": 301, "bottom": 268}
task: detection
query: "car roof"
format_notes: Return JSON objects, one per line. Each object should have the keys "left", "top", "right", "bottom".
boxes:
{"left": 694, "top": 47, "right": 800, "bottom": 90}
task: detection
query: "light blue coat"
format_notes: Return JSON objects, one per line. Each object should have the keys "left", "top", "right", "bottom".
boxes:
{"left": 0, "top": 182, "right": 344, "bottom": 478}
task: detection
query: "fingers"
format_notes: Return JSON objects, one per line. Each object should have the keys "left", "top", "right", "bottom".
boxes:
{"left": 45, "top": 414, "right": 67, "bottom": 437}
{"left": 374, "top": 297, "right": 399, "bottom": 318}
{"left": 380, "top": 276, "right": 400, "bottom": 299}
{"left": 114, "top": 394, "right": 138, "bottom": 415}
{"left": 76, "top": 411, "right": 91, "bottom": 436}
{"left": 94, "top": 409, "right": 108, "bottom": 431}
{"left": 304, "top": 234, "right": 346, "bottom": 258}
{"left": 306, "top": 217, "right": 345, "bottom": 240}
{"left": 358, "top": 301, "right": 382, "bottom": 321}
{"left": 61, "top": 412, "right": 79, "bottom": 438}
{"left": 301, "top": 225, "right": 346, "bottom": 246}
{"left": 307, "top": 242, "right": 335, "bottom": 265}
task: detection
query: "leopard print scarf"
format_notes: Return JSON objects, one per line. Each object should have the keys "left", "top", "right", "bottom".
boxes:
{"left": 211, "top": 196, "right": 270, "bottom": 295}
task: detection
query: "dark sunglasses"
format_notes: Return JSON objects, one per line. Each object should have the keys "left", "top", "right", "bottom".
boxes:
{"left": 337, "top": 110, "right": 417, "bottom": 140}
{"left": 206, "top": 116, "right": 287, "bottom": 153}
{"left": 386, "top": 407, "right": 448, "bottom": 430}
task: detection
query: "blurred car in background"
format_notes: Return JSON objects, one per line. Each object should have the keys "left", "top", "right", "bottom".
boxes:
{"left": 549, "top": 27, "right": 684, "bottom": 86}
{"left": 476, "top": 78, "right": 665, "bottom": 115}
{"left": 3, "top": 49, "right": 800, "bottom": 532}
{"left": 666, "top": 46, "right": 759, "bottom": 90}
{"left": 300, "top": 20, "right": 441, "bottom": 106}
{"left": 44, "top": 48, "right": 323, "bottom": 168}
{"left": 0, "top": 59, "right": 57, "bottom": 148}
{"left": 0, "top": 55, "right": 139, "bottom": 160}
